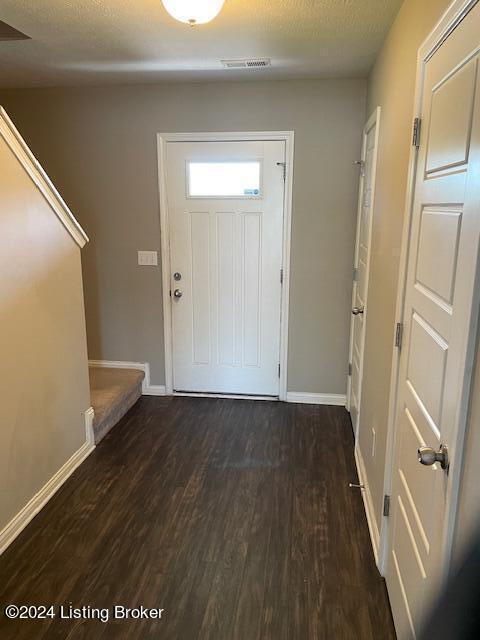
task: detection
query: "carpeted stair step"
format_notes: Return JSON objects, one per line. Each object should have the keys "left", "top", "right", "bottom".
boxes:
{"left": 89, "top": 366, "right": 145, "bottom": 443}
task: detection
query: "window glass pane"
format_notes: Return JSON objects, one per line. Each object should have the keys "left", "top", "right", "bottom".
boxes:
{"left": 188, "top": 161, "right": 261, "bottom": 197}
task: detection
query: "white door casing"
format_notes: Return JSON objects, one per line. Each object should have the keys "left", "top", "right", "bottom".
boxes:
{"left": 159, "top": 136, "right": 293, "bottom": 397}
{"left": 347, "top": 107, "right": 381, "bottom": 437}
{"left": 385, "top": 3, "right": 480, "bottom": 638}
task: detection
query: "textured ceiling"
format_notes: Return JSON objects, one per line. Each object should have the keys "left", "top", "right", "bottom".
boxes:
{"left": 0, "top": 0, "right": 402, "bottom": 88}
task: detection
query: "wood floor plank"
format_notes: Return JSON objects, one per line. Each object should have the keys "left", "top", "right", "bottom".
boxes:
{"left": 0, "top": 397, "right": 395, "bottom": 639}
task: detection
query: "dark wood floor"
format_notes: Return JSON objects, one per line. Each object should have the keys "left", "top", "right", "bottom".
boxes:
{"left": 0, "top": 397, "right": 395, "bottom": 639}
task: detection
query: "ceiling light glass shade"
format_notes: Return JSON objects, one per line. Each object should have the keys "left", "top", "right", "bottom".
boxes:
{"left": 162, "top": 0, "right": 225, "bottom": 25}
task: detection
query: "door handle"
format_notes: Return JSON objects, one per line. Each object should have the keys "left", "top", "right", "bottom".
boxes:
{"left": 173, "top": 289, "right": 183, "bottom": 299}
{"left": 417, "top": 444, "right": 449, "bottom": 470}
{"left": 352, "top": 306, "right": 365, "bottom": 316}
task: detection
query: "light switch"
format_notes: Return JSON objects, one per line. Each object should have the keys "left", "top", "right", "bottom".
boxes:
{"left": 138, "top": 250, "right": 158, "bottom": 266}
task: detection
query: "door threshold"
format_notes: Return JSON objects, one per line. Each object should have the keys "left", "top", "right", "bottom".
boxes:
{"left": 173, "top": 391, "right": 279, "bottom": 401}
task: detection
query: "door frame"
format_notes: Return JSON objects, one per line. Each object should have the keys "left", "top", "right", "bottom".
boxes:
{"left": 156, "top": 131, "right": 295, "bottom": 400}
{"left": 346, "top": 106, "right": 381, "bottom": 440}
{"left": 379, "top": 0, "right": 480, "bottom": 576}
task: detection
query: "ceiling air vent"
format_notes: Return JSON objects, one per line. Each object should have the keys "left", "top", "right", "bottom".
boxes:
{"left": 221, "top": 58, "right": 271, "bottom": 69}
{"left": 0, "top": 20, "right": 30, "bottom": 41}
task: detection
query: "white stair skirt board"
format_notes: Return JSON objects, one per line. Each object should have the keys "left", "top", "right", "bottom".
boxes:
{"left": 0, "top": 107, "right": 88, "bottom": 249}
{"left": 286, "top": 392, "right": 347, "bottom": 406}
{"left": 88, "top": 360, "right": 166, "bottom": 396}
{"left": 0, "top": 407, "right": 95, "bottom": 555}
{"left": 354, "top": 443, "right": 380, "bottom": 566}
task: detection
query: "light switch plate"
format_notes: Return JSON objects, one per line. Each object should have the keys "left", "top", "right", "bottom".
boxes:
{"left": 138, "top": 250, "right": 158, "bottom": 266}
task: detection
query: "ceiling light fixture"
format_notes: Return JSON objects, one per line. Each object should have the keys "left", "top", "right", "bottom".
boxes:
{"left": 162, "top": 0, "right": 225, "bottom": 26}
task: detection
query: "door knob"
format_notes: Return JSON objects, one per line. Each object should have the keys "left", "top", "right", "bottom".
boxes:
{"left": 352, "top": 306, "right": 365, "bottom": 316}
{"left": 173, "top": 289, "right": 183, "bottom": 299}
{"left": 418, "top": 444, "right": 449, "bottom": 470}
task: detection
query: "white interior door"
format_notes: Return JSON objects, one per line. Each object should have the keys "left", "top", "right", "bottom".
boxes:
{"left": 387, "top": 5, "right": 480, "bottom": 638}
{"left": 165, "top": 140, "right": 285, "bottom": 396}
{"left": 348, "top": 109, "right": 380, "bottom": 434}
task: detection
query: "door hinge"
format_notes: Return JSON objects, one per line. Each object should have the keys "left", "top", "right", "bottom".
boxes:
{"left": 348, "top": 362, "right": 352, "bottom": 376}
{"left": 353, "top": 267, "right": 358, "bottom": 282}
{"left": 280, "top": 268, "right": 284, "bottom": 284}
{"left": 278, "top": 363, "right": 281, "bottom": 378}
{"left": 412, "top": 117, "right": 422, "bottom": 148}
{"left": 395, "top": 322, "right": 404, "bottom": 350}
{"left": 353, "top": 160, "right": 365, "bottom": 177}
{"left": 276, "top": 162, "right": 287, "bottom": 181}
{"left": 383, "top": 494, "right": 391, "bottom": 517}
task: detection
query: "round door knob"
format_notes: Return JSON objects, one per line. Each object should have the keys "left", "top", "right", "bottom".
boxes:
{"left": 417, "top": 444, "right": 449, "bottom": 470}
{"left": 173, "top": 289, "right": 183, "bottom": 299}
{"left": 352, "top": 306, "right": 365, "bottom": 316}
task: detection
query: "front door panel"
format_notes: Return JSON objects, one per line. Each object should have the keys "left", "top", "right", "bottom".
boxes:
{"left": 166, "top": 140, "right": 285, "bottom": 396}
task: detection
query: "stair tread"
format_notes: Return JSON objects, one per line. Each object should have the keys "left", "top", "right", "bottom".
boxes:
{"left": 88, "top": 367, "right": 145, "bottom": 441}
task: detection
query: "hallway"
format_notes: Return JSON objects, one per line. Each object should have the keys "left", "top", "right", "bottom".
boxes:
{"left": 0, "top": 397, "right": 394, "bottom": 639}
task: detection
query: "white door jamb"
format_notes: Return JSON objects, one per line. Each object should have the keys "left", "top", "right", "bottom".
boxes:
{"left": 346, "top": 106, "right": 381, "bottom": 437}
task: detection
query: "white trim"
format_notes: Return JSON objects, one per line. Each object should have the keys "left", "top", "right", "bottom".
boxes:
{"left": 173, "top": 392, "right": 278, "bottom": 401}
{"left": 286, "top": 392, "right": 347, "bottom": 406}
{"left": 156, "top": 131, "right": 294, "bottom": 400}
{"left": 346, "top": 107, "right": 381, "bottom": 438}
{"left": 88, "top": 359, "right": 146, "bottom": 369}
{"left": 84, "top": 406, "right": 95, "bottom": 446}
{"left": 380, "top": 0, "right": 480, "bottom": 576}
{"left": 144, "top": 384, "right": 168, "bottom": 397}
{"left": 0, "top": 407, "right": 95, "bottom": 555}
{"left": 157, "top": 131, "right": 295, "bottom": 143}
{"left": 279, "top": 134, "right": 295, "bottom": 402}
{"left": 422, "top": 0, "right": 478, "bottom": 61}
{"left": 355, "top": 444, "right": 380, "bottom": 564}
{"left": 0, "top": 106, "right": 89, "bottom": 249}
{"left": 88, "top": 359, "right": 167, "bottom": 396}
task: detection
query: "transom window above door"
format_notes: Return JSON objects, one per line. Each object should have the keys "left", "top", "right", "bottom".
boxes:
{"left": 186, "top": 160, "right": 262, "bottom": 198}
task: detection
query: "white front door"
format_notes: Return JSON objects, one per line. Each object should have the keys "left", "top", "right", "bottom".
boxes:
{"left": 165, "top": 140, "right": 285, "bottom": 396}
{"left": 387, "top": 4, "right": 480, "bottom": 638}
{"left": 348, "top": 109, "right": 380, "bottom": 434}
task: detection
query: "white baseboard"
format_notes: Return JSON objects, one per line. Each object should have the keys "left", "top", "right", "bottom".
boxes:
{"left": 286, "top": 392, "right": 347, "bottom": 406}
{"left": 173, "top": 391, "right": 278, "bottom": 401}
{"left": 88, "top": 359, "right": 145, "bottom": 370}
{"left": 88, "top": 360, "right": 167, "bottom": 396}
{"left": 143, "top": 384, "right": 167, "bottom": 396}
{"left": 84, "top": 405, "right": 95, "bottom": 445}
{"left": 0, "top": 407, "right": 96, "bottom": 556}
{"left": 354, "top": 443, "right": 380, "bottom": 566}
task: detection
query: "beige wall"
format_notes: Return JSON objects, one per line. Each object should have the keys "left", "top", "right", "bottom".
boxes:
{"left": 363, "top": 0, "right": 480, "bottom": 558}
{"left": 0, "top": 79, "right": 366, "bottom": 393}
{"left": 0, "top": 130, "right": 91, "bottom": 534}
